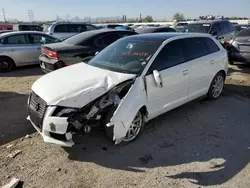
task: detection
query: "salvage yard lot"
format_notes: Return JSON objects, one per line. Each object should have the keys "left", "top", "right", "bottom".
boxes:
{"left": 0, "top": 64, "right": 250, "bottom": 188}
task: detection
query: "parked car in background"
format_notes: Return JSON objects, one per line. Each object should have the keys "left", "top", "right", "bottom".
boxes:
{"left": 234, "top": 24, "right": 250, "bottom": 35}
{"left": 174, "top": 26, "right": 186, "bottom": 33}
{"left": 44, "top": 22, "right": 98, "bottom": 40}
{"left": 28, "top": 33, "right": 228, "bottom": 147}
{"left": 226, "top": 28, "right": 250, "bottom": 64}
{"left": 13, "top": 24, "right": 43, "bottom": 31}
{"left": 136, "top": 27, "right": 176, "bottom": 34}
{"left": 103, "top": 24, "right": 123, "bottom": 29}
{"left": 39, "top": 29, "right": 137, "bottom": 73}
{"left": 0, "top": 31, "right": 60, "bottom": 72}
{"left": 115, "top": 25, "right": 135, "bottom": 31}
{"left": 185, "top": 20, "right": 235, "bottom": 44}
{"left": 0, "top": 30, "right": 13, "bottom": 34}
{"left": 0, "top": 24, "right": 13, "bottom": 30}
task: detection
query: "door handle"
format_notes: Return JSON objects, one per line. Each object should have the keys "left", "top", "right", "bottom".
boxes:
{"left": 210, "top": 60, "right": 215, "bottom": 64}
{"left": 37, "top": 47, "right": 41, "bottom": 50}
{"left": 10, "top": 48, "right": 15, "bottom": 52}
{"left": 182, "top": 69, "right": 188, "bottom": 75}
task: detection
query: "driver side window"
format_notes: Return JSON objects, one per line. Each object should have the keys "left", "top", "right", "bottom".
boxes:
{"left": 147, "top": 39, "right": 185, "bottom": 74}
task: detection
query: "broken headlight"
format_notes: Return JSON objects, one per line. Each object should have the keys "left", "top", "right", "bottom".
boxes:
{"left": 52, "top": 107, "right": 78, "bottom": 117}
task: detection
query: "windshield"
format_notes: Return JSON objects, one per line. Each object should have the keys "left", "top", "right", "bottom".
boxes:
{"left": 186, "top": 23, "right": 211, "bottom": 33}
{"left": 88, "top": 39, "right": 161, "bottom": 75}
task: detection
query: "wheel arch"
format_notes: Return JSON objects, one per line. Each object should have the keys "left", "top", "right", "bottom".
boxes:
{"left": 0, "top": 55, "right": 16, "bottom": 67}
{"left": 217, "top": 70, "right": 226, "bottom": 80}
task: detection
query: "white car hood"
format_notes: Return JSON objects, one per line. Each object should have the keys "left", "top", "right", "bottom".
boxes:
{"left": 32, "top": 63, "right": 136, "bottom": 108}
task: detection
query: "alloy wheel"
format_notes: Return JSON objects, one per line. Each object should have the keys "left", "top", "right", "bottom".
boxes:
{"left": 123, "top": 111, "right": 143, "bottom": 142}
{"left": 212, "top": 75, "right": 224, "bottom": 98}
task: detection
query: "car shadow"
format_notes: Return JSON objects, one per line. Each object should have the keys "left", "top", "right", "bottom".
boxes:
{"left": 0, "top": 65, "right": 44, "bottom": 77}
{"left": 64, "top": 95, "right": 250, "bottom": 186}
{"left": 0, "top": 92, "right": 35, "bottom": 145}
{"left": 228, "top": 63, "right": 250, "bottom": 75}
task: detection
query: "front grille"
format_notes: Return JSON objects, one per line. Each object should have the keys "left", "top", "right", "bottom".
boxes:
{"left": 28, "top": 92, "right": 47, "bottom": 130}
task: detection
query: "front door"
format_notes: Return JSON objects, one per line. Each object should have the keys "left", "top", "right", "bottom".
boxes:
{"left": 145, "top": 39, "right": 190, "bottom": 118}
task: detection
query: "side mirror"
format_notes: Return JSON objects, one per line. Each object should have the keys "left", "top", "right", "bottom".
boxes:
{"left": 153, "top": 70, "right": 163, "bottom": 88}
{"left": 95, "top": 51, "right": 99, "bottom": 56}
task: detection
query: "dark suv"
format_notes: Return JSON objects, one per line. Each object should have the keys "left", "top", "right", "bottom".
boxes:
{"left": 186, "top": 20, "right": 235, "bottom": 44}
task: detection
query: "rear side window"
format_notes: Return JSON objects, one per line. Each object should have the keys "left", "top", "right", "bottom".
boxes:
{"left": 184, "top": 38, "right": 209, "bottom": 60}
{"left": 5, "top": 35, "right": 26, "bottom": 44}
{"left": 237, "top": 29, "right": 250, "bottom": 37}
{"left": 27, "top": 34, "right": 57, "bottom": 44}
{"left": 54, "top": 25, "right": 68, "bottom": 33}
{"left": 86, "top": 24, "right": 96, "bottom": 31}
{"left": 68, "top": 24, "right": 86, "bottom": 33}
{"left": 149, "top": 39, "right": 186, "bottom": 71}
{"left": 156, "top": 28, "right": 176, "bottom": 32}
{"left": 202, "top": 37, "right": 220, "bottom": 53}
{"left": 227, "top": 22, "right": 235, "bottom": 31}
{"left": 219, "top": 22, "right": 229, "bottom": 33}
{"left": 210, "top": 23, "right": 221, "bottom": 34}
{"left": 102, "top": 33, "right": 120, "bottom": 46}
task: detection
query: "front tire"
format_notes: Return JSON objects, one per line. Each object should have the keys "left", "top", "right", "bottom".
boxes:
{"left": 0, "top": 57, "right": 15, "bottom": 73}
{"left": 207, "top": 72, "right": 225, "bottom": 100}
{"left": 105, "top": 108, "right": 144, "bottom": 143}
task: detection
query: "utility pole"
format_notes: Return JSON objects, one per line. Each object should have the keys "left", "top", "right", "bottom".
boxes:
{"left": 2, "top": 8, "right": 6, "bottom": 23}
{"left": 28, "top": 9, "right": 34, "bottom": 22}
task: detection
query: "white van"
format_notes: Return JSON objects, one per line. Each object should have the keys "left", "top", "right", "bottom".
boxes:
{"left": 44, "top": 22, "right": 98, "bottom": 40}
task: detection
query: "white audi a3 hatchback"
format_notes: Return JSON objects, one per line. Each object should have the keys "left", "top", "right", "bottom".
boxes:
{"left": 27, "top": 33, "right": 228, "bottom": 147}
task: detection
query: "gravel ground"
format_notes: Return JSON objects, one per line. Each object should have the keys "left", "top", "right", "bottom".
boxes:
{"left": 0, "top": 64, "right": 250, "bottom": 188}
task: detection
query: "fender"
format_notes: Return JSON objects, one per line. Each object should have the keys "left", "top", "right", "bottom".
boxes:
{"left": 109, "top": 77, "right": 147, "bottom": 143}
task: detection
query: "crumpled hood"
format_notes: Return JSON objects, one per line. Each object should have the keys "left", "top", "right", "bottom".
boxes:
{"left": 32, "top": 63, "right": 136, "bottom": 108}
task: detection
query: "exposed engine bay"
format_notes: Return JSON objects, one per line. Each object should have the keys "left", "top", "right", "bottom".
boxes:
{"left": 60, "top": 79, "right": 135, "bottom": 138}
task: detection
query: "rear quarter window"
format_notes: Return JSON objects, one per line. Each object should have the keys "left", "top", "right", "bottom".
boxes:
{"left": 202, "top": 37, "right": 220, "bottom": 53}
{"left": 184, "top": 37, "right": 209, "bottom": 60}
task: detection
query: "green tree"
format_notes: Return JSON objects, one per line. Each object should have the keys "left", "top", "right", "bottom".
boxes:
{"left": 144, "top": 15, "right": 153, "bottom": 22}
{"left": 173, "top": 13, "right": 185, "bottom": 22}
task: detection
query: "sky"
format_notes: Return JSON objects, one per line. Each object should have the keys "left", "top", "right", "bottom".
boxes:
{"left": 1, "top": 0, "right": 250, "bottom": 21}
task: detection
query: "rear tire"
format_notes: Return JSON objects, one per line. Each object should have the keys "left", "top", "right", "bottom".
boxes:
{"left": 207, "top": 72, "right": 225, "bottom": 100}
{"left": 0, "top": 57, "right": 15, "bottom": 73}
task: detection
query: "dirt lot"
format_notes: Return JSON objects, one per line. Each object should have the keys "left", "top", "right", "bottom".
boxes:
{"left": 0, "top": 64, "right": 250, "bottom": 188}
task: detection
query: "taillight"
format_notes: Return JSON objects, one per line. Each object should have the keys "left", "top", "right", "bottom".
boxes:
{"left": 224, "top": 42, "right": 231, "bottom": 49}
{"left": 42, "top": 48, "right": 58, "bottom": 60}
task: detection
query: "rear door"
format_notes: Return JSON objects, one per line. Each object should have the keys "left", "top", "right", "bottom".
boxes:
{"left": 1, "top": 34, "right": 33, "bottom": 65}
{"left": 184, "top": 37, "right": 219, "bottom": 100}
{"left": 25, "top": 34, "right": 59, "bottom": 64}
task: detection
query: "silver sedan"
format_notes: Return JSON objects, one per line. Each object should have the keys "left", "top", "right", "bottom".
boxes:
{"left": 0, "top": 31, "right": 60, "bottom": 72}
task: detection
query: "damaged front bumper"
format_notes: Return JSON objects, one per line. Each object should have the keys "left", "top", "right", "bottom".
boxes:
{"left": 27, "top": 106, "right": 75, "bottom": 147}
